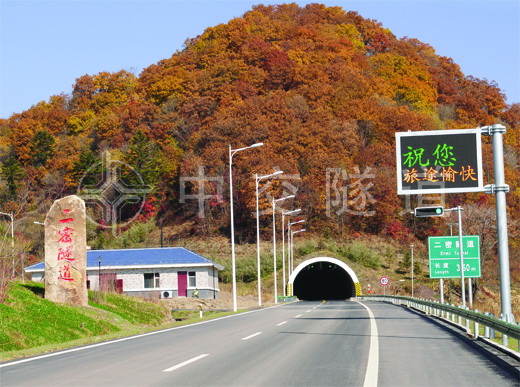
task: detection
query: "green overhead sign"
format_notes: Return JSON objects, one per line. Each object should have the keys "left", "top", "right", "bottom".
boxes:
{"left": 428, "top": 236, "right": 481, "bottom": 279}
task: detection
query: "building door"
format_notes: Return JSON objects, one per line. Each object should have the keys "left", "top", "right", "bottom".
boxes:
{"left": 100, "top": 273, "right": 117, "bottom": 292}
{"left": 178, "top": 271, "right": 188, "bottom": 297}
{"left": 116, "top": 279, "right": 123, "bottom": 293}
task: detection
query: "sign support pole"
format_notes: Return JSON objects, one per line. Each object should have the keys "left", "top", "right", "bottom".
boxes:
{"left": 468, "top": 278, "right": 472, "bottom": 308}
{"left": 411, "top": 244, "right": 414, "bottom": 298}
{"left": 482, "top": 124, "right": 513, "bottom": 334}
{"left": 456, "top": 207, "right": 466, "bottom": 309}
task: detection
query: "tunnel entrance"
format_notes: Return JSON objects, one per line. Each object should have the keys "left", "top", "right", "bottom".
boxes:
{"left": 289, "top": 257, "right": 360, "bottom": 300}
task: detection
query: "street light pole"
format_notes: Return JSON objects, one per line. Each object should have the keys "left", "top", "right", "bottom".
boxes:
{"left": 291, "top": 229, "right": 306, "bottom": 273}
{"left": 272, "top": 195, "right": 294, "bottom": 304}
{"left": 255, "top": 171, "right": 283, "bottom": 307}
{"left": 281, "top": 209, "right": 300, "bottom": 296}
{"left": 229, "top": 142, "right": 263, "bottom": 312}
{"left": 0, "top": 212, "right": 14, "bottom": 277}
{"left": 288, "top": 219, "right": 305, "bottom": 274}
{"left": 98, "top": 256, "right": 102, "bottom": 291}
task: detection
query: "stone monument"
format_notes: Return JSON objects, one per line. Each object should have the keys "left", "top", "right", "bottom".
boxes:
{"left": 44, "top": 195, "right": 88, "bottom": 306}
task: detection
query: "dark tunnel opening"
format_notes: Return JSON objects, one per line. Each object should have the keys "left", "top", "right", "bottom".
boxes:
{"left": 293, "top": 262, "right": 355, "bottom": 300}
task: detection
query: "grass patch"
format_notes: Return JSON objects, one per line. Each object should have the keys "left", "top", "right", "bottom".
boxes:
{"left": 0, "top": 282, "right": 237, "bottom": 362}
{"left": 0, "top": 282, "right": 170, "bottom": 355}
{"left": 0, "top": 282, "right": 120, "bottom": 352}
{"left": 89, "top": 292, "right": 168, "bottom": 326}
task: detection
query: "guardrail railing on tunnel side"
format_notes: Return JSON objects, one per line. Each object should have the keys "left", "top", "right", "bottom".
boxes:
{"left": 358, "top": 295, "right": 520, "bottom": 353}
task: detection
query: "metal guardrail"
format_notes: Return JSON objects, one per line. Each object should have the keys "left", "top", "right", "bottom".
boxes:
{"left": 359, "top": 295, "right": 519, "bottom": 352}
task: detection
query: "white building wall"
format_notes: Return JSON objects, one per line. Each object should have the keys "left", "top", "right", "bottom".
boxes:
{"left": 30, "top": 265, "right": 220, "bottom": 298}
{"left": 84, "top": 266, "right": 218, "bottom": 292}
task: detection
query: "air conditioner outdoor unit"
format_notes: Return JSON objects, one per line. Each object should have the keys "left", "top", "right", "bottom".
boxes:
{"left": 161, "top": 290, "right": 174, "bottom": 299}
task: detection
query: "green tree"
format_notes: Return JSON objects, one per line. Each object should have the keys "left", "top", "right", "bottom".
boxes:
{"left": 71, "top": 149, "right": 100, "bottom": 188}
{"left": 122, "top": 130, "right": 161, "bottom": 186}
{"left": 1, "top": 156, "right": 25, "bottom": 196}
{"left": 29, "top": 131, "right": 55, "bottom": 166}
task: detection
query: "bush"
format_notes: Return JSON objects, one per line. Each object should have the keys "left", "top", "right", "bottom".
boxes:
{"left": 297, "top": 239, "right": 318, "bottom": 256}
{"left": 335, "top": 241, "right": 381, "bottom": 269}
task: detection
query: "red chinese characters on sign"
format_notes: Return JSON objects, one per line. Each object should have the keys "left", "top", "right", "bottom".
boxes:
{"left": 57, "top": 209, "right": 75, "bottom": 282}
{"left": 57, "top": 246, "right": 74, "bottom": 262}
{"left": 57, "top": 226, "right": 74, "bottom": 243}
{"left": 58, "top": 263, "right": 74, "bottom": 281}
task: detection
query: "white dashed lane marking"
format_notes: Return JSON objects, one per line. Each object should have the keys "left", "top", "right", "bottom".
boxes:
{"left": 163, "top": 354, "right": 209, "bottom": 372}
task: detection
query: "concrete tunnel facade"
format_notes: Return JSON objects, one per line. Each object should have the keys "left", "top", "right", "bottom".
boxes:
{"left": 287, "top": 257, "right": 362, "bottom": 300}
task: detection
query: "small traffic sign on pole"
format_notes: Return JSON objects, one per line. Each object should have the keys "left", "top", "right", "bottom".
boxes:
{"left": 380, "top": 277, "right": 389, "bottom": 295}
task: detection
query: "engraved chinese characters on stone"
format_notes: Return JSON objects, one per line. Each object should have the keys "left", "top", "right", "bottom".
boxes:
{"left": 44, "top": 195, "right": 88, "bottom": 306}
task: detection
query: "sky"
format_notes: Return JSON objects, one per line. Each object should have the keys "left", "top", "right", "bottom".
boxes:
{"left": 0, "top": 0, "right": 519, "bottom": 119}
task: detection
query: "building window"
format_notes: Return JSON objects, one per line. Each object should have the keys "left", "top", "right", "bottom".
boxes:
{"left": 188, "top": 271, "right": 196, "bottom": 287}
{"left": 144, "top": 273, "right": 160, "bottom": 288}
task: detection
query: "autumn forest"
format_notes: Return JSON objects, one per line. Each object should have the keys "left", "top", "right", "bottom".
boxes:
{"left": 0, "top": 4, "right": 519, "bottom": 289}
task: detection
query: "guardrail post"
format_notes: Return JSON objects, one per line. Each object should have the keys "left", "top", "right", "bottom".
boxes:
{"left": 473, "top": 310, "right": 479, "bottom": 339}
{"left": 450, "top": 310, "right": 453, "bottom": 321}
{"left": 501, "top": 313, "right": 509, "bottom": 346}
{"left": 484, "top": 313, "right": 490, "bottom": 338}
{"left": 489, "top": 313, "right": 496, "bottom": 339}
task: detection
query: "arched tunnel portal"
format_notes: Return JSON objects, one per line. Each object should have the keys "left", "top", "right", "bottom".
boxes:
{"left": 288, "top": 257, "right": 361, "bottom": 300}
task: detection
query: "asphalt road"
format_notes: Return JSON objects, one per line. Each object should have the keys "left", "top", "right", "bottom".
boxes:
{"left": 0, "top": 301, "right": 517, "bottom": 386}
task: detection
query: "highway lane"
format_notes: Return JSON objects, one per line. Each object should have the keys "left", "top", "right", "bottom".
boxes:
{"left": 169, "top": 301, "right": 370, "bottom": 386}
{"left": 1, "top": 300, "right": 517, "bottom": 386}
{"left": 0, "top": 301, "right": 369, "bottom": 386}
{"left": 369, "top": 301, "right": 518, "bottom": 387}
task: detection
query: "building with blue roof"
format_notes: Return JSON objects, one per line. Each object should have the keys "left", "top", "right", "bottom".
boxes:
{"left": 25, "top": 247, "right": 225, "bottom": 299}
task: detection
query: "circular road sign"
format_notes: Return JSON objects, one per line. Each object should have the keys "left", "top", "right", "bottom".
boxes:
{"left": 380, "top": 277, "right": 389, "bottom": 286}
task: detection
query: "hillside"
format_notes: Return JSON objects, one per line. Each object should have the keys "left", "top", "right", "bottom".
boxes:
{"left": 0, "top": 4, "right": 518, "bottom": 299}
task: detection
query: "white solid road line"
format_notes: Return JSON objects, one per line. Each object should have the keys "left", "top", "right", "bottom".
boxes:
{"left": 163, "top": 354, "right": 209, "bottom": 372}
{"left": 241, "top": 332, "right": 262, "bottom": 340}
{"left": 276, "top": 321, "right": 288, "bottom": 326}
{"left": 355, "top": 301, "right": 379, "bottom": 387}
